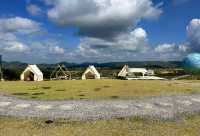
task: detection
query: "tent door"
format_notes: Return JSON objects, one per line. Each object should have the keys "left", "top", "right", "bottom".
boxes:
{"left": 85, "top": 71, "right": 95, "bottom": 79}
{"left": 24, "top": 71, "right": 34, "bottom": 81}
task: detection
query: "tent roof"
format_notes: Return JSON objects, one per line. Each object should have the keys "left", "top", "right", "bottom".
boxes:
{"left": 83, "top": 65, "right": 100, "bottom": 76}
{"left": 88, "top": 65, "right": 100, "bottom": 75}
{"left": 128, "top": 68, "right": 147, "bottom": 73}
{"left": 118, "top": 65, "right": 148, "bottom": 77}
{"left": 26, "top": 65, "right": 43, "bottom": 76}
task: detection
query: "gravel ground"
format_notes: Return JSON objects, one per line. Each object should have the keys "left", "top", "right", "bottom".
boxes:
{"left": 0, "top": 94, "right": 200, "bottom": 120}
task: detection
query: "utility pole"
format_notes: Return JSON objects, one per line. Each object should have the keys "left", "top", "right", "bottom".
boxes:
{"left": 0, "top": 55, "right": 3, "bottom": 81}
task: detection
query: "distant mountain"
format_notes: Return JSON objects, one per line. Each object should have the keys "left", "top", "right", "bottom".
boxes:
{"left": 2, "top": 61, "right": 183, "bottom": 69}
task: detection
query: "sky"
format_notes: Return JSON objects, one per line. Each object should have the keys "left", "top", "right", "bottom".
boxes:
{"left": 0, "top": 0, "right": 200, "bottom": 63}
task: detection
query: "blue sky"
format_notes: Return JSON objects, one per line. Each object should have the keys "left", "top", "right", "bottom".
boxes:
{"left": 0, "top": 0, "right": 200, "bottom": 63}
{"left": 141, "top": 0, "right": 200, "bottom": 44}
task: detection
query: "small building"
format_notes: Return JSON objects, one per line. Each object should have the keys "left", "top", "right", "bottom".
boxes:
{"left": 118, "top": 65, "right": 148, "bottom": 78}
{"left": 20, "top": 65, "right": 43, "bottom": 81}
{"left": 118, "top": 65, "right": 163, "bottom": 80}
{"left": 82, "top": 65, "right": 100, "bottom": 80}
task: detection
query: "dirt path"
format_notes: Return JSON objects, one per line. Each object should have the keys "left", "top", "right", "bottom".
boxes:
{"left": 0, "top": 94, "right": 200, "bottom": 120}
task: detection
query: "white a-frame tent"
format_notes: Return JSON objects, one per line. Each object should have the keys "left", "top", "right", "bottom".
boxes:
{"left": 82, "top": 65, "right": 101, "bottom": 80}
{"left": 20, "top": 65, "right": 43, "bottom": 81}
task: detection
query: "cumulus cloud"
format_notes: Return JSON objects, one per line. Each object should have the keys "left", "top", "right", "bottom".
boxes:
{"left": 26, "top": 4, "right": 43, "bottom": 16}
{"left": 72, "top": 21, "right": 199, "bottom": 62}
{"left": 151, "top": 19, "right": 200, "bottom": 60}
{"left": 0, "top": 17, "right": 41, "bottom": 54}
{"left": 3, "top": 41, "right": 29, "bottom": 53}
{"left": 70, "top": 28, "right": 149, "bottom": 62}
{"left": 40, "top": 0, "right": 165, "bottom": 62}
{"left": 0, "top": 32, "right": 30, "bottom": 53}
{"left": 178, "top": 43, "right": 189, "bottom": 52}
{"left": 49, "top": 45, "right": 65, "bottom": 54}
{"left": 154, "top": 43, "right": 189, "bottom": 60}
{"left": 3, "top": 2, "right": 200, "bottom": 63}
{"left": 0, "top": 32, "right": 17, "bottom": 41}
{"left": 0, "top": 17, "right": 41, "bottom": 34}
{"left": 44, "top": 0, "right": 162, "bottom": 38}
{"left": 155, "top": 43, "right": 177, "bottom": 53}
{"left": 0, "top": 32, "right": 29, "bottom": 54}
{"left": 0, "top": 16, "right": 65, "bottom": 63}
{"left": 116, "top": 28, "right": 148, "bottom": 52}
{"left": 186, "top": 19, "right": 200, "bottom": 51}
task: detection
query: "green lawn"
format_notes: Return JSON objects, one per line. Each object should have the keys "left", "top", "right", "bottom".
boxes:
{"left": 0, "top": 115, "right": 200, "bottom": 136}
{"left": 0, "top": 80, "right": 200, "bottom": 100}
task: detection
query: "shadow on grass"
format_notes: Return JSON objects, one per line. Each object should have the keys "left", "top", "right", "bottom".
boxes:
{"left": 116, "top": 117, "right": 126, "bottom": 120}
{"left": 28, "top": 87, "right": 38, "bottom": 90}
{"left": 12, "top": 93, "right": 29, "bottom": 96}
{"left": 94, "top": 88, "right": 102, "bottom": 92}
{"left": 103, "top": 85, "right": 111, "bottom": 88}
{"left": 41, "top": 87, "right": 51, "bottom": 90}
{"left": 32, "top": 92, "right": 45, "bottom": 95}
{"left": 31, "top": 96, "right": 38, "bottom": 99}
{"left": 55, "top": 89, "right": 66, "bottom": 92}
{"left": 110, "top": 96, "right": 119, "bottom": 99}
{"left": 78, "top": 94, "right": 85, "bottom": 97}
{"left": 79, "top": 98, "right": 88, "bottom": 100}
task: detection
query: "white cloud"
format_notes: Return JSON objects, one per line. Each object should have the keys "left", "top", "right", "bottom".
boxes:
{"left": 3, "top": 41, "right": 29, "bottom": 53}
{"left": 178, "top": 43, "right": 189, "bottom": 52}
{"left": 0, "top": 32, "right": 29, "bottom": 54}
{"left": 0, "top": 17, "right": 41, "bottom": 34}
{"left": 116, "top": 28, "right": 148, "bottom": 52}
{"left": 44, "top": 0, "right": 162, "bottom": 38}
{"left": 80, "top": 18, "right": 200, "bottom": 62}
{"left": 49, "top": 46, "right": 65, "bottom": 54}
{"left": 0, "top": 16, "right": 66, "bottom": 63}
{"left": 155, "top": 43, "right": 176, "bottom": 53}
{"left": 0, "top": 32, "right": 17, "bottom": 41}
{"left": 0, "top": 17, "right": 40, "bottom": 54}
{"left": 71, "top": 28, "right": 149, "bottom": 62}
{"left": 187, "top": 19, "right": 200, "bottom": 46}
{"left": 175, "top": 18, "right": 200, "bottom": 53}
{"left": 73, "top": 23, "right": 196, "bottom": 62}
{"left": 26, "top": 4, "right": 43, "bottom": 16}
{"left": 153, "top": 42, "right": 190, "bottom": 60}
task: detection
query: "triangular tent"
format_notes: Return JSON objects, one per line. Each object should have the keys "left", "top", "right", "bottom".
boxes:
{"left": 20, "top": 65, "right": 43, "bottom": 81}
{"left": 50, "top": 65, "right": 71, "bottom": 80}
{"left": 118, "top": 65, "right": 129, "bottom": 77}
{"left": 82, "top": 65, "right": 100, "bottom": 80}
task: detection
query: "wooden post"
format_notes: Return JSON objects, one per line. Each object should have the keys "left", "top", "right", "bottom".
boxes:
{"left": 0, "top": 55, "right": 3, "bottom": 81}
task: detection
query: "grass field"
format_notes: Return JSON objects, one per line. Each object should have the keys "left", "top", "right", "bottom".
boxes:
{"left": 0, "top": 80, "right": 200, "bottom": 100}
{"left": 0, "top": 115, "right": 200, "bottom": 136}
{"left": 1, "top": 80, "right": 200, "bottom": 136}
